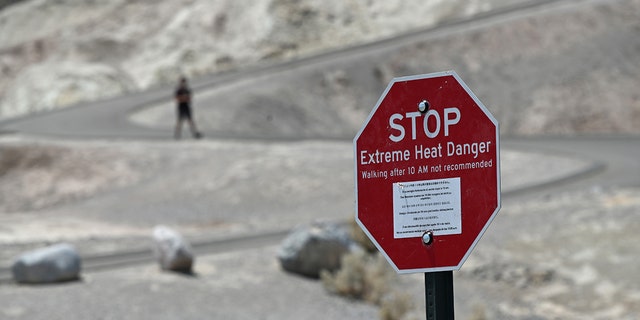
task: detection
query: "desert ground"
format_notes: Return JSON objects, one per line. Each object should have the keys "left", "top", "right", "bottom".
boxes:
{"left": 0, "top": 0, "right": 639, "bottom": 319}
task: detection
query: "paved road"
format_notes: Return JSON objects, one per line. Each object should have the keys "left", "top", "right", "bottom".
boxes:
{"left": 0, "top": 0, "right": 576, "bottom": 141}
{"left": 503, "top": 136, "right": 640, "bottom": 193}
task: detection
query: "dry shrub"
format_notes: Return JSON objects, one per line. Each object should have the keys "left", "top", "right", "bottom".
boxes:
{"left": 469, "top": 304, "right": 488, "bottom": 320}
{"left": 0, "top": 145, "right": 54, "bottom": 175}
{"left": 0, "top": 143, "right": 141, "bottom": 212}
{"left": 320, "top": 250, "right": 396, "bottom": 305}
{"left": 323, "top": 219, "right": 420, "bottom": 320}
{"left": 379, "top": 292, "right": 416, "bottom": 320}
{"left": 349, "top": 218, "right": 378, "bottom": 253}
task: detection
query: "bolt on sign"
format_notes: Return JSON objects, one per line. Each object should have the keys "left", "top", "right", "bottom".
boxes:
{"left": 354, "top": 71, "right": 501, "bottom": 273}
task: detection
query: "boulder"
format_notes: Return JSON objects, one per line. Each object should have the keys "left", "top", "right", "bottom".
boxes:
{"left": 152, "top": 225, "right": 194, "bottom": 273}
{"left": 277, "top": 221, "right": 356, "bottom": 278}
{"left": 11, "top": 243, "right": 81, "bottom": 284}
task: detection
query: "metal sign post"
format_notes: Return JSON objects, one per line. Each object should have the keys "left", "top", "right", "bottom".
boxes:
{"left": 425, "top": 271, "right": 454, "bottom": 320}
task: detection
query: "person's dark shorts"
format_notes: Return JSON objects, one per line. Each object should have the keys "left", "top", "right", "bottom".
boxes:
{"left": 178, "top": 104, "right": 192, "bottom": 120}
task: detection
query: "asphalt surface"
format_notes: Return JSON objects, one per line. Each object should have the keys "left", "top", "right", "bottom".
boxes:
{"left": 0, "top": 0, "right": 578, "bottom": 141}
{"left": 503, "top": 135, "right": 640, "bottom": 192}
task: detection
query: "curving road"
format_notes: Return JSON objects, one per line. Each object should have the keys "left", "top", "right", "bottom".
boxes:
{"left": 0, "top": 0, "right": 584, "bottom": 141}
{"left": 0, "top": 0, "right": 638, "bottom": 280}
{"left": 0, "top": 0, "right": 637, "bottom": 236}
{"left": 503, "top": 136, "right": 640, "bottom": 193}
{"left": 0, "top": 0, "right": 636, "bottom": 190}
{"left": 0, "top": 0, "right": 637, "bottom": 234}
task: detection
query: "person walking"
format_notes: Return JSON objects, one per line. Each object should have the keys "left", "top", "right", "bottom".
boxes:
{"left": 174, "top": 76, "right": 202, "bottom": 139}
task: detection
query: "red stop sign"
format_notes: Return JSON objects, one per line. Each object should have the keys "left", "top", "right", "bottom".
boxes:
{"left": 354, "top": 71, "right": 500, "bottom": 273}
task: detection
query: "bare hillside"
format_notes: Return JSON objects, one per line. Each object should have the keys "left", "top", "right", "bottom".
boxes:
{"left": 0, "top": 0, "right": 517, "bottom": 119}
{"left": 133, "top": 0, "right": 640, "bottom": 138}
{"left": 1, "top": 0, "right": 638, "bottom": 136}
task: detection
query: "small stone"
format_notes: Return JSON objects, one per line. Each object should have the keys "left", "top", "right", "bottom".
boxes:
{"left": 277, "top": 221, "right": 356, "bottom": 278}
{"left": 152, "top": 225, "right": 194, "bottom": 273}
{"left": 11, "top": 243, "right": 82, "bottom": 284}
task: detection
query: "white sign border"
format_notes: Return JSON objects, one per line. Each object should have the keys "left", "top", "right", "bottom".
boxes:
{"left": 353, "top": 70, "right": 501, "bottom": 274}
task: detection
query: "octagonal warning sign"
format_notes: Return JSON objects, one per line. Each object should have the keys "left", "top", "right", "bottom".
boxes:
{"left": 354, "top": 71, "right": 500, "bottom": 273}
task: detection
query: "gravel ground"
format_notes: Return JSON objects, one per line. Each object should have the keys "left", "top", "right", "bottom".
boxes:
{"left": 0, "top": 246, "right": 381, "bottom": 320}
{"left": 0, "top": 132, "right": 621, "bottom": 320}
{"left": 397, "top": 185, "right": 640, "bottom": 319}
{"left": 1, "top": 185, "right": 638, "bottom": 319}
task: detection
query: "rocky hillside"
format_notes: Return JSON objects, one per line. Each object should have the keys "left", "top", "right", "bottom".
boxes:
{"left": 132, "top": 0, "right": 640, "bottom": 138}
{"left": 0, "top": 0, "right": 516, "bottom": 120}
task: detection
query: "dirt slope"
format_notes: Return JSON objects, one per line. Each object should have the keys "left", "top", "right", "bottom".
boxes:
{"left": 0, "top": 0, "right": 517, "bottom": 119}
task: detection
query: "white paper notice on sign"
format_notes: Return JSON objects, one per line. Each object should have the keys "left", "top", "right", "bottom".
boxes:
{"left": 393, "top": 177, "right": 461, "bottom": 239}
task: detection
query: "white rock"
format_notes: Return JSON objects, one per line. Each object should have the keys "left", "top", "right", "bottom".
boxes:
{"left": 11, "top": 243, "right": 82, "bottom": 284}
{"left": 152, "top": 225, "right": 194, "bottom": 273}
